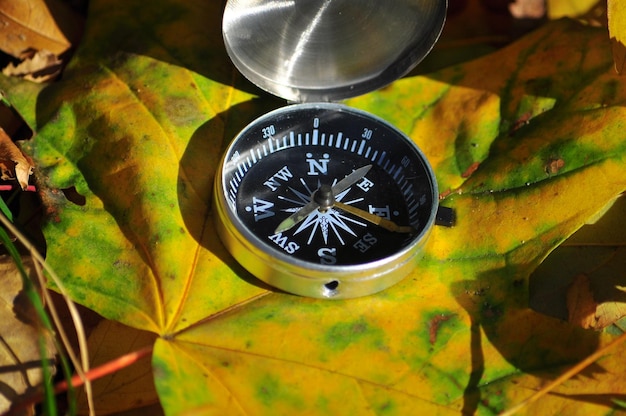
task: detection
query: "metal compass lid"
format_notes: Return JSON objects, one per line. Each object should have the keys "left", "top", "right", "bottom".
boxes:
{"left": 223, "top": 0, "right": 447, "bottom": 102}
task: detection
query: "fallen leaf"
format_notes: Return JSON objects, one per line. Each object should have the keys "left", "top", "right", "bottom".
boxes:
{"left": 77, "top": 320, "right": 159, "bottom": 415}
{"left": 487, "top": 350, "right": 626, "bottom": 414}
{"left": 0, "top": 0, "right": 83, "bottom": 58}
{"left": 2, "top": 1, "right": 626, "bottom": 414}
{"left": 531, "top": 195, "right": 626, "bottom": 329}
{"left": 608, "top": 0, "right": 626, "bottom": 74}
{"left": 567, "top": 273, "right": 601, "bottom": 329}
{"left": 3, "top": 50, "right": 63, "bottom": 83}
{"left": 0, "top": 126, "right": 33, "bottom": 190}
{"left": 0, "top": 255, "right": 56, "bottom": 413}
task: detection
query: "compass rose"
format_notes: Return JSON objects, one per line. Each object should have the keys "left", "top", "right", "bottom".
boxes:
{"left": 277, "top": 176, "right": 366, "bottom": 245}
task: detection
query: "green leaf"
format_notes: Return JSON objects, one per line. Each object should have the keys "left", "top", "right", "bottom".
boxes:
{"left": 2, "top": 1, "right": 626, "bottom": 414}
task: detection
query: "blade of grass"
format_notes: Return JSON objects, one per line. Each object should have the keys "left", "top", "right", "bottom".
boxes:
{"left": 0, "top": 191, "right": 13, "bottom": 222}
{"left": 38, "top": 337, "right": 56, "bottom": 416}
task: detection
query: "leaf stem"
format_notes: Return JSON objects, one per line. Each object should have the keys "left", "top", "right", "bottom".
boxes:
{"left": 53, "top": 345, "right": 154, "bottom": 394}
{"left": 6, "top": 345, "right": 154, "bottom": 416}
{"left": 0, "top": 185, "right": 36, "bottom": 192}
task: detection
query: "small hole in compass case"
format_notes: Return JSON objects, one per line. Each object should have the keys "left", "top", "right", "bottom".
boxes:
{"left": 323, "top": 281, "right": 340, "bottom": 297}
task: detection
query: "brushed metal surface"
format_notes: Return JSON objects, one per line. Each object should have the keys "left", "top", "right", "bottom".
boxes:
{"left": 223, "top": 0, "right": 447, "bottom": 102}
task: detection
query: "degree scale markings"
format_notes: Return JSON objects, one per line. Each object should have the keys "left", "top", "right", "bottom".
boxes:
{"left": 226, "top": 124, "right": 420, "bottom": 222}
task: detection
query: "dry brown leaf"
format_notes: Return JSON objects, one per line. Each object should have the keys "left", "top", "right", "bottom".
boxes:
{"left": 594, "top": 299, "right": 626, "bottom": 329}
{"left": 567, "top": 273, "right": 626, "bottom": 330}
{"left": 566, "top": 274, "right": 600, "bottom": 329}
{"left": 509, "top": 0, "right": 546, "bottom": 19}
{"left": 2, "top": 49, "right": 63, "bottom": 83}
{"left": 0, "top": 126, "right": 33, "bottom": 190}
{"left": 0, "top": 0, "right": 83, "bottom": 58}
{"left": 77, "top": 320, "right": 159, "bottom": 415}
{"left": 0, "top": 255, "right": 56, "bottom": 414}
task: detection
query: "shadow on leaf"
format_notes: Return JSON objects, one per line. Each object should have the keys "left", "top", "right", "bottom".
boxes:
{"left": 451, "top": 266, "right": 602, "bottom": 414}
{"left": 177, "top": 98, "right": 283, "bottom": 291}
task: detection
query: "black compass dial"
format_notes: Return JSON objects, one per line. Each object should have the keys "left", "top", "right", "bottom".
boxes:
{"left": 220, "top": 103, "right": 436, "bottom": 267}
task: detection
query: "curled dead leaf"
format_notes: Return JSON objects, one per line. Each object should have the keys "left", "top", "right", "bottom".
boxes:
{"left": 567, "top": 273, "right": 626, "bottom": 330}
{"left": 2, "top": 50, "right": 63, "bottom": 83}
{"left": 0, "top": 127, "right": 33, "bottom": 190}
{"left": 0, "top": 0, "right": 83, "bottom": 58}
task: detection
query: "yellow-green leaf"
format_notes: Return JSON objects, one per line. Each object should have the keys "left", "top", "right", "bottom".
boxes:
{"left": 1, "top": 1, "right": 626, "bottom": 414}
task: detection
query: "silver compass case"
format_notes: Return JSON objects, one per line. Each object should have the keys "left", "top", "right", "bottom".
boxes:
{"left": 222, "top": 0, "right": 447, "bottom": 102}
{"left": 216, "top": 0, "right": 448, "bottom": 299}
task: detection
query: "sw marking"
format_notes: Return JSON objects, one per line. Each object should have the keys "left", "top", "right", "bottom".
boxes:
{"left": 268, "top": 232, "right": 300, "bottom": 254}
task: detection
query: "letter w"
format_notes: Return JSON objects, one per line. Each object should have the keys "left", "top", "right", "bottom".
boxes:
{"left": 252, "top": 197, "right": 275, "bottom": 221}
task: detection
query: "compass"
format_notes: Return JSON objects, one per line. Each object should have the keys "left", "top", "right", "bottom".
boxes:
{"left": 214, "top": 0, "right": 449, "bottom": 299}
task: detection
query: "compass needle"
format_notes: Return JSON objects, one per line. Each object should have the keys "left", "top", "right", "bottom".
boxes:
{"left": 334, "top": 202, "right": 416, "bottom": 234}
{"left": 331, "top": 165, "right": 372, "bottom": 194}
{"left": 274, "top": 165, "right": 371, "bottom": 234}
{"left": 274, "top": 202, "right": 318, "bottom": 234}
